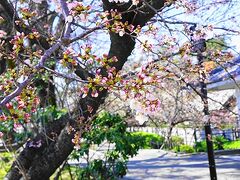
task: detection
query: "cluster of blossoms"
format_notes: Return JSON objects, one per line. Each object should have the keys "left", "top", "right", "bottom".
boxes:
{"left": 78, "top": 45, "right": 97, "bottom": 65}
{"left": 28, "top": 29, "right": 40, "bottom": 40}
{"left": 108, "top": 0, "right": 140, "bottom": 5}
{"left": 80, "top": 55, "right": 119, "bottom": 98}
{"left": 10, "top": 32, "right": 25, "bottom": 56}
{"left": 67, "top": 1, "right": 91, "bottom": 22}
{"left": 144, "top": 24, "right": 159, "bottom": 36}
{"left": 20, "top": 8, "right": 37, "bottom": 20}
{"left": 60, "top": 47, "right": 77, "bottom": 67}
{"left": 68, "top": 1, "right": 91, "bottom": 16}
{"left": 0, "top": 30, "right": 6, "bottom": 39}
{"left": 173, "top": 0, "right": 198, "bottom": 13}
{"left": 140, "top": 40, "right": 153, "bottom": 51}
{"left": 100, "top": 9, "right": 122, "bottom": 23}
{"left": 10, "top": 30, "right": 40, "bottom": 58}
{"left": 0, "top": 87, "right": 40, "bottom": 138}
{"left": 134, "top": 93, "right": 161, "bottom": 113}
{"left": 129, "top": 93, "right": 161, "bottom": 125}
{"left": 0, "top": 87, "right": 40, "bottom": 122}
{"left": 60, "top": 45, "right": 100, "bottom": 68}
{"left": 117, "top": 64, "right": 162, "bottom": 124}
{"left": 103, "top": 9, "right": 141, "bottom": 37}
{"left": 111, "top": 21, "right": 135, "bottom": 37}
{"left": 32, "top": 0, "right": 43, "bottom": 3}
{"left": 0, "top": 68, "right": 40, "bottom": 124}
{"left": 0, "top": 69, "right": 18, "bottom": 97}
{"left": 71, "top": 131, "right": 81, "bottom": 150}
{"left": 210, "top": 110, "right": 236, "bottom": 129}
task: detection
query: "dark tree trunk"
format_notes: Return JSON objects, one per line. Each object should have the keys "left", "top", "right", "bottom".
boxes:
{"left": 161, "top": 123, "right": 174, "bottom": 149}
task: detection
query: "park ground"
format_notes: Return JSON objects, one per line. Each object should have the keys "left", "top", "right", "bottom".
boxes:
{"left": 123, "top": 149, "right": 240, "bottom": 180}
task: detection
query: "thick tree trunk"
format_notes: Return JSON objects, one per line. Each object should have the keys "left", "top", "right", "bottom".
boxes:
{"left": 5, "top": 0, "right": 165, "bottom": 179}
{"left": 5, "top": 116, "right": 71, "bottom": 180}
{"left": 161, "top": 123, "right": 174, "bottom": 149}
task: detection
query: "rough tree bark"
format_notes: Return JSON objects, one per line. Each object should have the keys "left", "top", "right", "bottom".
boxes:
{"left": 5, "top": 0, "right": 165, "bottom": 179}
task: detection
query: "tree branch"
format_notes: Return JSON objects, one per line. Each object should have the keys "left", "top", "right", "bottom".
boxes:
{"left": 6, "top": 0, "right": 166, "bottom": 179}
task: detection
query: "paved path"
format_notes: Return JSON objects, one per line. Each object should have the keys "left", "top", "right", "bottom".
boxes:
{"left": 123, "top": 150, "right": 240, "bottom": 180}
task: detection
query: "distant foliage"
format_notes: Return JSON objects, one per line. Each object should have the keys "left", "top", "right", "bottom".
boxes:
{"left": 195, "top": 136, "right": 230, "bottom": 152}
{"left": 195, "top": 140, "right": 207, "bottom": 152}
{"left": 170, "top": 136, "right": 184, "bottom": 149}
{"left": 213, "top": 135, "right": 228, "bottom": 150}
{"left": 178, "top": 145, "right": 195, "bottom": 153}
{"left": 131, "top": 131, "right": 165, "bottom": 149}
{"left": 223, "top": 140, "right": 240, "bottom": 150}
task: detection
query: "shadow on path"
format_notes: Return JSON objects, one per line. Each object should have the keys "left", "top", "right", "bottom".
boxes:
{"left": 123, "top": 150, "right": 240, "bottom": 180}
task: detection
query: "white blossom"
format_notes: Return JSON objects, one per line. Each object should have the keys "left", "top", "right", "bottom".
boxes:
{"left": 32, "top": 0, "right": 43, "bottom": 3}
{"left": 118, "top": 30, "right": 125, "bottom": 37}
{"left": 135, "top": 112, "right": 148, "bottom": 125}
{"left": 0, "top": 30, "right": 6, "bottom": 38}
{"left": 132, "top": 0, "right": 140, "bottom": 5}
{"left": 66, "top": 15, "right": 73, "bottom": 23}
{"left": 108, "top": 0, "right": 140, "bottom": 5}
{"left": 108, "top": 0, "right": 129, "bottom": 3}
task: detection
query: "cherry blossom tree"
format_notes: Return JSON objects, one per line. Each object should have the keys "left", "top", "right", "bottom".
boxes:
{"left": 0, "top": 0, "right": 240, "bottom": 179}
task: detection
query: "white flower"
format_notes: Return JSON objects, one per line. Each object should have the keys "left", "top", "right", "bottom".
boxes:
{"left": 17, "top": 75, "right": 27, "bottom": 83}
{"left": 108, "top": 0, "right": 139, "bottom": 5}
{"left": 109, "top": 0, "right": 129, "bottom": 3}
{"left": 119, "top": 90, "right": 127, "bottom": 100}
{"left": 132, "top": 0, "right": 140, "bottom": 5}
{"left": 66, "top": 16, "right": 73, "bottom": 23}
{"left": 0, "top": 30, "right": 6, "bottom": 38}
{"left": 129, "top": 99, "right": 142, "bottom": 112}
{"left": 135, "top": 112, "right": 148, "bottom": 125}
{"left": 146, "top": 93, "right": 156, "bottom": 101}
{"left": 118, "top": 30, "right": 125, "bottom": 37}
{"left": 32, "top": 0, "right": 43, "bottom": 3}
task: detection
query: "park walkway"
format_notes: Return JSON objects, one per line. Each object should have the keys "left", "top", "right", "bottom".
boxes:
{"left": 123, "top": 149, "right": 240, "bottom": 180}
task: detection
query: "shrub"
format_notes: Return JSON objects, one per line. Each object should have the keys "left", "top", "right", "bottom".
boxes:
{"left": 70, "top": 112, "right": 142, "bottom": 179}
{"left": 179, "top": 145, "right": 195, "bottom": 153}
{"left": 131, "top": 132, "right": 164, "bottom": 149}
{"left": 223, "top": 141, "right": 240, "bottom": 150}
{"left": 195, "top": 140, "right": 207, "bottom": 152}
{"left": 170, "top": 136, "right": 184, "bottom": 150}
{"left": 213, "top": 136, "right": 228, "bottom": 150}
{"left": 195, "top": 135, "right": 229, "bottom": 152}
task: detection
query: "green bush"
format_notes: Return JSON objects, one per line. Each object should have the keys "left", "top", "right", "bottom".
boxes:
{"left": 70, "top": 112, "right": 142, "bottom": 179}
{"left": 131, "top": 132, "right": 164, "bottom": 149}
{"left": 170, "top": 136, "right": 184, "bottom": 150}
{"left": 213, "top": 136, "right": 228, "bottom": 150}
{"left": 195, "top": 136, "right": 229, "bottom": 152}
{"left": 195, "top": 140, "right": 207, "bottom": 152}
{"left": 179, "top": 145, "right": 195, "bottom": 153}
{"left": 223, "top": 141, "right": 240, "bottom": 150}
